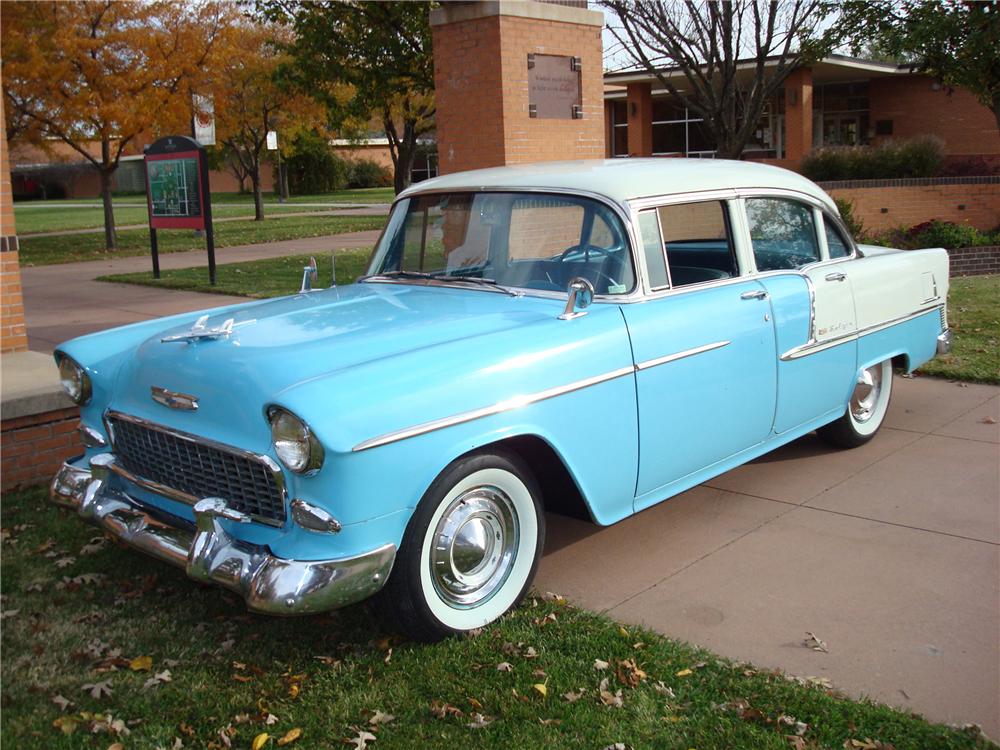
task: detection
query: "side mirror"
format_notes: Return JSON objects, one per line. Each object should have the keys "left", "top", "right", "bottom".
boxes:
{"left": 559, "top": 277, "right": 595, "bottom": 320}
{"left": 300, "top": 256, "right": 318, "bottom": 293}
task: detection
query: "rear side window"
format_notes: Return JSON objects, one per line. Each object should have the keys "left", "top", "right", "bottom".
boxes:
{"left": 657, "top": 201, "right": 737, "bottom": 287}
{"left": 824, "top": 216, "right": 852, "bottom": 259}
{"left": 746, "top": 198, "right": 820, "bottom": 271}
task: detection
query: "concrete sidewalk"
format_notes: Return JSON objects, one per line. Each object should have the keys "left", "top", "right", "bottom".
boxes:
{"left": 22, "top": 230, "right": 381, "bottom": 351}
{"left": 537, "top": 376, "right": 1000, "bottom": 739}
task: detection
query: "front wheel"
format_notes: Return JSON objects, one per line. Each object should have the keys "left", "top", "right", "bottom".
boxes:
{"left": 818, "top": 359, "right": 893, "bottom": 448}
{"left": 375, "top": 449, "right": 545, "bottom": 642}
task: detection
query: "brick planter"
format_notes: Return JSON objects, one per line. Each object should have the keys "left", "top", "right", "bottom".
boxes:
{"left": 946, "top": 245, "right": 1000, "bottom": 277}
{"left": 1, "top": 406, "right": 82, "bottom": 491}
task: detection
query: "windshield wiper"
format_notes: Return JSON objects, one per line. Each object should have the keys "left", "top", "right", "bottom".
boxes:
{"left": 435, "top": 275, "right": 521, "bottom": 297}
{"left": 360, "top": 270, "right": 520, "bottom": 296}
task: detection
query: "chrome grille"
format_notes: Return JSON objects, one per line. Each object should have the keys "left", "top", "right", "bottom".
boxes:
{"left": 940, "top": 305, "right": 947, "bottom": 332}
{"left": 107, "top": 413, "right": 286, "bottom": 524}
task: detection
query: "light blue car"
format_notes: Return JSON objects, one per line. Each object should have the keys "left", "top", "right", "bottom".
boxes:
{"left": 51, "top": 159, "right": 951, "bottom": 641}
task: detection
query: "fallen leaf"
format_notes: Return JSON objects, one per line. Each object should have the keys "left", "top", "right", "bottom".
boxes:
{"left": 368, "top": 710, "right": 394, "bottom": 727}
{"left": 496, "top": 662, "right": 514, "bottom": 672}
{"left": 541, "top": 591, "right": 567, "bottom": 605}
{"left": 616, "top": 658, "right": 647, "bottom": 688}
{"left": 429, "top": 700, "right": 463, "bottom": 719}
{"left": 539, "top": 718, "right": 562, "bottom": 726}
{"left": 531, "top": 668, "right": 547, "bottom": 679}
{"left": 276, "top": 727, "right": 301, "bottom": 746}
{"left": 347, "top": 729, "right": 377, "bottom": 749}
{"left": 108, "top": 744, "right": 125, "bottom": 750}
{"left": 467, "top": 712, "right": 494, "bottom": 728}
{"left": 523, "top": 646, "right": 538, "bottom": 659}
{"left": 0, "top": 609, "right": 19, "bottom": 620}
{"left": 287, "top": 682, "right": 300, "bottom": 699}
{"left": 467, "top": 697, "right": 483, "bottom": 710}
{"left": 82, "top": 679, "right": 113, "bottom": 700}
{"left": 618, "top": 626, "right": 630, "bottom": 637}
{"left": 251, "top": 732, "right": 269, "bottom": 750}
{"left": 980, "top": 416, "right": 997, "bottom": 424}
{"left": 53, "top": 715, "right": 80, "bottom": 735}
{"left": 130, "top": 655, "right": 153, "bottom": 671}
{"left": 803, "top": 632, "right": 829, "bottom": 653}
{"left": 532, "top": 682, "right": 548, "bottom": 698}
{"left": 143, "top": 670, "right": 172, "bottom": 691}
{"left": 675, "top": 668, "right": 693, "bottom": 678}
{"left": 652, "top": 681, "right": 675, "bottom": 698}
{"left": 598, "top": 677, "right": 624, "bottom": 708}
{"left": 52, "top": 694, "right": 73, "bottom": 712}
{"left": 232, "top": 674, "right": 253, "bottom": 683}
{"left": 600, "top": 744, "right": 633, "bottom": 750}
{"left": 55, "top": 556, "right": 76, "bottom": 568}
{"left": 593, "top": 658, "right": 610, "bottom": 671}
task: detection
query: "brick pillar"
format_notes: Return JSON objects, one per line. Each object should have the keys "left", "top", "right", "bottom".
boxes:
{"left": 626, "top": 82, "right": 653, "bottom": 157}
{"left": 431, "top": 0, "right": 606, "bottom": 174}
{"left": 1, "top": 96, "right": 28, "bottom": 353}
{"left": 784, "top": 67, "right": 813, "bottom": 167}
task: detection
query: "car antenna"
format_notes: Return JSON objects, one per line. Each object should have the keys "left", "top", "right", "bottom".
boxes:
{"left": 331, "top": 250, "right": 336, "bottom": 288}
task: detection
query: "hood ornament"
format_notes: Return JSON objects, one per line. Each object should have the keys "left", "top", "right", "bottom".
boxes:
{"left": 151, "top": 386, "right": 199, "bottom": 411}
{"left": 161, "top": 315, "right": 255, "bottom": 344}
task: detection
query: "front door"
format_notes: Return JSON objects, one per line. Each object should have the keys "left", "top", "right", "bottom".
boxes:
{"left": 623, "top": 200, "right": 777, "bottom": 508}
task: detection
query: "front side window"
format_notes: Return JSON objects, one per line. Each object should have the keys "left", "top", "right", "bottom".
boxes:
{"left": 746, "top": 198, "right": 820, "bottom": 271}
{"left": 658, "top": 200, "right": 737, "bottom": 286}
{"left": 369, "top": 192, "right": 635, "bottom": 295}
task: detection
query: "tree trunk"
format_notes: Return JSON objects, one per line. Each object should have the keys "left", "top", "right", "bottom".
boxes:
{"left": 991, "top": 93, "right": 1000, "bottom": 132}
{"left": 250, "top": 164, "right": 264, "bottom": 221}
{"left": 98, "top": 168, "right": 116, "bottom": 250}
{"left": 392, "top": 128, "right": 418, "bottom": 194}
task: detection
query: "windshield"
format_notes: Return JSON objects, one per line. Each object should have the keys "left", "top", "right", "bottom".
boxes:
{"left": 367, "top": 192, "right": 635, "bottom": 296}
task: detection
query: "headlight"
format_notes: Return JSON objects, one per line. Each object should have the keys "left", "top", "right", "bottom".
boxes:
{"left": 268, "top": 407, "right": 324, "bottom": 474}
{"left": 57, "top": 355, "right": 92, "bottom": 405}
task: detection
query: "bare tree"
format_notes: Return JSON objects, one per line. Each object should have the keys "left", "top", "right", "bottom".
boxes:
{"left": 602, "top": 1, "right": 844, "bottom": 158}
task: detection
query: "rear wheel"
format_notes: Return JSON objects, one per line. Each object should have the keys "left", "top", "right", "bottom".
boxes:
{"left": 818, "top": 359, "right": 893, "bottom": 448}
{"left": 376, "top": 449, "right": 544, "bottom": 642}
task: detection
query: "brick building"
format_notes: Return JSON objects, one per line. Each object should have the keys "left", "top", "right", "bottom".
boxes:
{"left": 604, "top": 55, "right": 1000, "bottom": 170}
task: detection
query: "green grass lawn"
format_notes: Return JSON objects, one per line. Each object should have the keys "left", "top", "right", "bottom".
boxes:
{"left": 100, "top": 251, "right": 373, "bottom": 297}
{"left": 917, "top": 275, "right": 999, "bottom": 385}
{"left": 19, "top": 216, "right": 386, "bottom": 267}
{"left": 15, "top": 189, "right": 394, "bottom": 236}
{"left": 2, "top": 485, "right": 992, "bottom": 750}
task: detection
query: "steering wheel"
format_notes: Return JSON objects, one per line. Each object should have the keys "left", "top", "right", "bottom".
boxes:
{"left": 557, "top": 243, "right": 613, "bottom": 263}
{"left": 553, "top": 244, "right": 620, "bottom": 291}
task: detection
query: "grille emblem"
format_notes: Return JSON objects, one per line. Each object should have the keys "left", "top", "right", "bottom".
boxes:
{"left": 151, "top": 386, "right": 199, "bottom": 411}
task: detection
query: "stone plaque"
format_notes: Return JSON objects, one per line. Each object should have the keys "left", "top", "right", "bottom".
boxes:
{"left": 528, "top": 54, "right": 582, "bottom": 119}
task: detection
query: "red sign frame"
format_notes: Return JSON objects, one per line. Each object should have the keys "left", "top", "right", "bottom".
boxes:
{"left": 145, "top": 149, "right": 207, "bottom": 230}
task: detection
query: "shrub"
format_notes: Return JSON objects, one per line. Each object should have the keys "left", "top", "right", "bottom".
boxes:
{"left": 870, "top": 220, "right": 1000, "bottom": 250}
{"left": 939, "top": 155, "right": 1000, "bottom": 177}
{"left": 283, "top": 130, "right": 350, "bottom": 195}
{"left": 801, "top": 136, "right": 945, "bottom": 181}
{"left": 347, "top": 159, "right": 392, "bottom": 189}
{"left": 834, "top": 197, "right": 866, "bottom": 241}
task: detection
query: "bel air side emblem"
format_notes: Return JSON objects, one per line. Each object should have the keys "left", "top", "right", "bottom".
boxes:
{"left": 151, "top": 386, "right": 199, "bottom": 411}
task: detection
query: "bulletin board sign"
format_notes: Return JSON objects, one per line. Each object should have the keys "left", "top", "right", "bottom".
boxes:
{"left": 144, "top": 136, "right": 209, "bottom": 230}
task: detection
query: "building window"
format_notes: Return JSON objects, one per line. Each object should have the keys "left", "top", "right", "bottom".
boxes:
{"left": 814, "top": 82, "right": 871, "bottom": 147}
{"left": 650, "top": 99, "right": 715, "bottom": 158}
{"left": 411, "top": 151, "right": 438, "bottom": 183}
{"left": 610, "top": 101, "right": 628, "bottom": 157}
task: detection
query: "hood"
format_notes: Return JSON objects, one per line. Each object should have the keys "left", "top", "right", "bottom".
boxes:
{"left": 110, "top": 282, "right": 563, "bottom": 442}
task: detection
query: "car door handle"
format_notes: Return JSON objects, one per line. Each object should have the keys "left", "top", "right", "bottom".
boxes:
{"left": 825, "top": 272, "right": 847, "bottom": 282}
{"left": 740, "top": 290, "right": 768, "bottom": 300}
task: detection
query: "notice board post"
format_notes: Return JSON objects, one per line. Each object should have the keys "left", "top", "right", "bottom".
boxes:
{"left": 144, "top": 135, "right": 216, "bottom": 285}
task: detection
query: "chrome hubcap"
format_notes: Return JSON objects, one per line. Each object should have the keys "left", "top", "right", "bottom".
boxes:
{"left": 430, "top": 486, "right": 518, "bottom": 608}
{"left": 850, "top": 365, "right": 882, "bottom": 423}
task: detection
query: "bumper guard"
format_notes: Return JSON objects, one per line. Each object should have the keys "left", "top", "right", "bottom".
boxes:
{"left": 50, "top": 455, "right": 395, "bottom": 615}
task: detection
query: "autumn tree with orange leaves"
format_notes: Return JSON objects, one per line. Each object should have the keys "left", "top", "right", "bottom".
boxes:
{"left": 1, "top": 1, "right": 232, "bottom": 250}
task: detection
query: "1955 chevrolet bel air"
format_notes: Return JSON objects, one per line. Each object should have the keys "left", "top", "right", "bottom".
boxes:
{"left": 51, "top": 159, "right": 951, "bottom": 641}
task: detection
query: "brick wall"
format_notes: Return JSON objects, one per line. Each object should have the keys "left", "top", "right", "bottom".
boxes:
{"left": 432, "top": 2, "right": 605, "bottom": 175}
{"left": 947, "top": 246, "right": 1000, "bottom": 277}
{"left": 870, "top": 76, "right": 1000, "bottom": 157}
{"left": 1, "top": 407, "right": 82, "bottom": 491}
{"left": 824, "top": 178, "right": 1000, "bottom": 232}
{"left": 1, "top": 96, "right": 28, "bottom": 353}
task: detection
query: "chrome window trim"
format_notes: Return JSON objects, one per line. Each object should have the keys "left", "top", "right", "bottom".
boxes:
{"left": 370, "top": 187, "right": 645, "bottom": 304}
{"left": 103, "top": 410, "right": 287, "bottom": 528}
{"left": 635, "top": 340, "right": 731, "bottom": 371}
{"left": 352, "top": 365, "right": 636, "bottom": 452}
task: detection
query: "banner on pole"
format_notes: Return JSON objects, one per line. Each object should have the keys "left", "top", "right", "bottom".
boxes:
{"left": 193, "top": 94, "right": 216, "bottom": 146}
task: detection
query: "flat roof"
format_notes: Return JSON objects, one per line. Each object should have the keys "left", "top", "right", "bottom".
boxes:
{"left": 401, "top": 158, "right": 835, "bottom": 209}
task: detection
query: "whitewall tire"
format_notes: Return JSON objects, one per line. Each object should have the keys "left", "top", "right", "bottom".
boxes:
{"left": 376, "top": 449, "right": 544, "bottom": 642}
{"left": 818, "top": 359, "right": 893, "bottom": 448}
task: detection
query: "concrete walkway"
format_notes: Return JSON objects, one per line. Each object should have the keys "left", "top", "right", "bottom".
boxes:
{"left": 22, "top": 230, "right": 381, "bottom": 351}
{"left": 537, "top": 376, "right": 1000, "bottom": 739}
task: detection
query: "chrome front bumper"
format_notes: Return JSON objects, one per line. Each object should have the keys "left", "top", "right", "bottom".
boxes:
{"left": 937, "top": 329, "right": 952, "bottom": 355}
{"left": 50, "top": 456, "right": 395, "bottom": 615}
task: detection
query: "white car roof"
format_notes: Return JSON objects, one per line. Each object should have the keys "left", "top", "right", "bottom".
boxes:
{"left": 401, "top": 158, "right": 836, "bottom": 211}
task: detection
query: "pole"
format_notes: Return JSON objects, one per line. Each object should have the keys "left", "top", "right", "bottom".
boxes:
{"left": 150, "top": 227, "right": 161, "bottom": 279}
{"left": 277, "top": 148, "right": 286, "bottom": 204}
{"left": 199, "top": 144, "right": 217, "bottom": 286}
